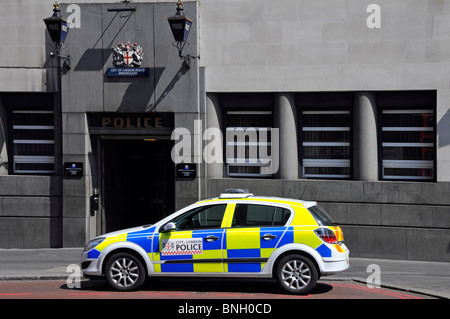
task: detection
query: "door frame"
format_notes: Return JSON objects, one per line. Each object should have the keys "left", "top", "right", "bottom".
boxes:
{"left": 96, "top": 135, "right": 174, "bottom": 235}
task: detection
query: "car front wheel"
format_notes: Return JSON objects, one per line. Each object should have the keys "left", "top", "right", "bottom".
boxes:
{"left": 276, "top": 254, "right": 318, "bottom": 294}
{"left": 105, "top": 252, "right": 146, "bottom": 291}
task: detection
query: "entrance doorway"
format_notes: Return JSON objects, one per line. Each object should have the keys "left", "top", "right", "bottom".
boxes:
{"left": 103, "top": 138, "right": 174, "bottom": 232}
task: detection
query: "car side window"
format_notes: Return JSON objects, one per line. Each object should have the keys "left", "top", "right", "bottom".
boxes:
{"left": 231, "top": 204, "right": 291, "bottom": 227}
{"left": 170, "top": 204, "right": 227, "bottom": 230}
{"left": 273, "top": 207, "right": 291, "bottom": 226}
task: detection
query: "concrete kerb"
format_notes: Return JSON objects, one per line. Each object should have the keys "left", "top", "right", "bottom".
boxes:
{"left": 323, "top": 277, "right": 450, "bottom": 299}
{"left": 324, "top": 257, "right": 450, "bottom": 299}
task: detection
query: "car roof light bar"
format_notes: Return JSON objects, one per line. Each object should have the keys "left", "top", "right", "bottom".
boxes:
{"left": 219, "top": 189, "right": 254, "bottom": 199}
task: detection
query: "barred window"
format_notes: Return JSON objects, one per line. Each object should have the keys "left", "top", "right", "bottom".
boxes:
{"left": 225, "top": 111, "right": 275, "bottom": 177}
{"left": 381, "top": 109, "right": 435, "bottom": 180}
{"left": 301, "top": 110, "right": 351, "bottom": 179}
{"left": 11, "top": 110, "right": 55, "bottom": 174}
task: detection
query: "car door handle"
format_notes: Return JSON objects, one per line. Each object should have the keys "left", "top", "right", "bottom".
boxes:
{"left": 261, "top": 233, "right": 277, "bottom": 241}
{"left": 205, "top": 235, "right": 219, "bottom": 243}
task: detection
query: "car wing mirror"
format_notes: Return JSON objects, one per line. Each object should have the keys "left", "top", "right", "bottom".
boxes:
{"left": 162, "top": 222, "right": 176, "bottom": 233}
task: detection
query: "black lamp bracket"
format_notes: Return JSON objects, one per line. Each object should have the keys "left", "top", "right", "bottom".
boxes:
{"left": 173, "top": 41, "right": 199, "bottom": 69}
{"left": 179, "top": 51, "right": 199, "bottom": 69}
{"left": 50, "top": 43, "right": 71, "bottom": 69}
{"left": 58, "top": 53, "right": 71, "bottom": 69}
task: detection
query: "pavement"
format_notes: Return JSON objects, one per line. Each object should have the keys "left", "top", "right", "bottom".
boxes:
{"left": 0, "top": 248, "right": 449, "bottom": 299}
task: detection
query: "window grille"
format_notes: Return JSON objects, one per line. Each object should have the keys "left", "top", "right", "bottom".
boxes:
{"left": 12, "top": 110, "right": 55, "bottom": 174}
{"left": 225, "top": 111, "right": 274, "bottom": 177}
{"left": 301, "top": 110, "right": 351, "bottom": 179}
{"left": 381, "top": 109, "right": 435, "bottom": 180}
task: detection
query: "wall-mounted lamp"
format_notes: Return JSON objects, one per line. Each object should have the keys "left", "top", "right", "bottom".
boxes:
{"left": 167, "top": 0, "right": 198, "bottom": 69}
{"left": 43, "top": 2, "right": 70, "bottom": 69}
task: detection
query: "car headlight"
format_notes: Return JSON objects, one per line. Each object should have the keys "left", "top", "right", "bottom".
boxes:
{"left": 83, "top": 237, "right": 105, "bottom": 252}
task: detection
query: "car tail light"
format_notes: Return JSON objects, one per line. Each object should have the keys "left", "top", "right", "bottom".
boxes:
{"left": 333, "top": 226, "right": 344, "bottom": 242}
{"left": 314, "top": 227, "right": 339, "bottom": 244}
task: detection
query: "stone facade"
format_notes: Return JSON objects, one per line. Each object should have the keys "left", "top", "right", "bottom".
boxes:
{"left": 0, "top": 0, "right": 449, "bottom": 262}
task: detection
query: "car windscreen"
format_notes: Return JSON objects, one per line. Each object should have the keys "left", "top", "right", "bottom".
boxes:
{"left": 307, "top": 205, "right": 336, "bottom": 226}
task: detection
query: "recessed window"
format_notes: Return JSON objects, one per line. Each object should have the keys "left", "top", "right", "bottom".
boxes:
{"left": 301, "top": 110, "right": 351, "bottom": 179}
{"left": 225, "top": 111, "right": 275, "bottom": 177}
{"left": 11, "top": 110, "right": 55, "bottom": 174}
{"left": 381, "top": 109, "right": 435, "bottom": 180}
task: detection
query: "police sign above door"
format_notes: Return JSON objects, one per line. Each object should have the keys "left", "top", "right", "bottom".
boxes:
{"left": 101, "top": 116, "right": 163, "bottom": 128}
{"left": 88, "top": 112, "right": 174, "bottom": 135}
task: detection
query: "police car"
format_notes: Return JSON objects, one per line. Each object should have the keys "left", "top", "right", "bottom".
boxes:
{"left": 81, "top": 190, "right": 349, "bottom": 294}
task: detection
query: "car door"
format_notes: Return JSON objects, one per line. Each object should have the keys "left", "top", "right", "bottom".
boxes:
{"left": 152, "top": 203, "right": 229, "bottom": 274}
{"left": 224, "top": 203, "right": 291, "bottom": 273}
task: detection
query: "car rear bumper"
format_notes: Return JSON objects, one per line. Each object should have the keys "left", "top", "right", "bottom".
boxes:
{"left": 320, "top": 244, "right": 350, "bottom": 275}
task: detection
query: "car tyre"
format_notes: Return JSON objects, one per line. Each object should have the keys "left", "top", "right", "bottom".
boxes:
{"left": 105, "top": 252, "right": 146, "bottom": 291}
{"left": 276, "top": 254, "right": 318, "bottom": 294}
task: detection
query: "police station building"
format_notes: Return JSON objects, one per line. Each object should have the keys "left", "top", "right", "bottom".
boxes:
{"left": 1, "top": 0, "right": 450, "bottom": 262}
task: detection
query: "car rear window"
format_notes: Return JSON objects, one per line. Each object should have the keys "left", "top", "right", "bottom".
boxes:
{"left": 307, "top": 205, "right": 336, "bottom": 226}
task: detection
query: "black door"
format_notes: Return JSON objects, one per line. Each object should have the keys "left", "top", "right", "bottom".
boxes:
{"left": 103, "top": 139, "right": 174, "bottom": 232}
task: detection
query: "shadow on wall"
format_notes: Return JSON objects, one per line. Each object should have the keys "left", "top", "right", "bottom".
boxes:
{"left": 74, "top": 10, "right": 132, "bottom": 72}
{"left": 438, "top": 108, "right": 450, "bottom": 148}
{"left": 70, "top": 7, "right": 191, "bottom": 113}
{"left": 75, "top": 48, "right": 112, "bottom": 72}
{"left": 145, "top": 62, "right": 189, "bottom": 112}
{"left": 104, "top": 67, "right": 165, "bottom": 113}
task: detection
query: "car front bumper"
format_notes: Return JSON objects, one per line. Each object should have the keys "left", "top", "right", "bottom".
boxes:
{"left": 81, "top": 251, "right": 103, "bottom": 278}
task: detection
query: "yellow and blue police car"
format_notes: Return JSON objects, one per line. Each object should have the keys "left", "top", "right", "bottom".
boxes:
{"left": 81, "top": 190, "right": 349, "bottom": 294}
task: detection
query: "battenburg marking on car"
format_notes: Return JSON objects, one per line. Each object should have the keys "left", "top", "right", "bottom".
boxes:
{"left": 161, "top": 238, "right": 203, "bottom": 255}
{"left": 81, "top": 190, "right": 349, "bottom": 294}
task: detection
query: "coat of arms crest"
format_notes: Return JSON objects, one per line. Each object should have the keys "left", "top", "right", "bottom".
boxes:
{"left": 113, "top": 41, "right": 144, "bottom": 67}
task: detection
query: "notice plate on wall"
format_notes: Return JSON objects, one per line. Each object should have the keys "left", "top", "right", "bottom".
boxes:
{"left": 64, "top": 162, "right": 83, "bottom": 177}
{"left": 176, "top": 163, "right": 197, "bottom": 179}
{"left": 107, "top": 67, "right": 149, "bottom": 77}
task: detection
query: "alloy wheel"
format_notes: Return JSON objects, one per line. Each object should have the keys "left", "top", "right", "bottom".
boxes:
{"left": 281, "top": 259, "right": 312, "bottom": 290}
{"left": 109, "top": 257, "right": 140, "bottom": 288}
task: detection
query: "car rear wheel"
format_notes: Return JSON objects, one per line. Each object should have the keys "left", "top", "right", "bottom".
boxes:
{"left": 105, "top": 252, "right": 146, "bottom": 291}
{"left": 276, "top": 254, "right": 318, "bottom": 294}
